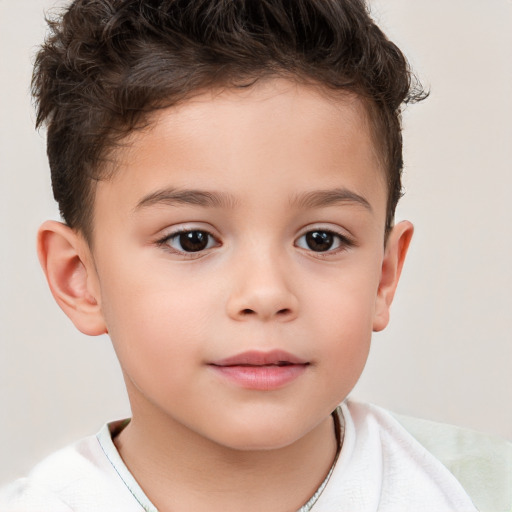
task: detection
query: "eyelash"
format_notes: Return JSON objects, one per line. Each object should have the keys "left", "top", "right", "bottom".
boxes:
{"left": 156, "top": 227, "right": 354, "bottom": 257}
{"left": 156, "top": 228, "right": 220, "bottom": 258}
{"left": 294, "top": 228, "right": 354, "bottom": 256}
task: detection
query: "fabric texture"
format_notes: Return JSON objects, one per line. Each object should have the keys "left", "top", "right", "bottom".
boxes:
{"left": 311, "top": 402, "right": 479, "bottom": 511}
{"left": 1, "top": 400, "right": 510, "bottom": 511}
{"left": 392, "top": 412, "right": 512, "bottom": 512}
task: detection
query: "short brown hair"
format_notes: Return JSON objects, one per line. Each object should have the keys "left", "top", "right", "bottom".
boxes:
{"left": 32, "top": 0, "right": 426, "bottom": 240}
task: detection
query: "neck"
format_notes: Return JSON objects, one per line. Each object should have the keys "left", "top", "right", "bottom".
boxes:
{"left": 115, "top": 398, "right": 338, "bottom": 512}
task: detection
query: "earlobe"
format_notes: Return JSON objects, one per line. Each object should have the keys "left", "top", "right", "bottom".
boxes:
{"left": 37, "top": 220, "right": 107, "bottom": 336}
{"left": 372, "top": 221, "right": 414, "bottom": 332}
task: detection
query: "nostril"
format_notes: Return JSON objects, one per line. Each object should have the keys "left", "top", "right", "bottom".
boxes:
{"left": 277, "top": 308, "right": 291, "bottom": 316}
{"left": 241, "top": 308, "right": 255, "bottom": 316}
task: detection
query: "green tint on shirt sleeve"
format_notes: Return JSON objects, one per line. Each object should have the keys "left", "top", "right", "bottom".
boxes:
{"left": 393, "top": 413, "right": 512, "bottom": 512}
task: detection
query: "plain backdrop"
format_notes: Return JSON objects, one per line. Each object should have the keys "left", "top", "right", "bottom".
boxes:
{"left": 1, "top": 0, "right": 511, "bottom": 485}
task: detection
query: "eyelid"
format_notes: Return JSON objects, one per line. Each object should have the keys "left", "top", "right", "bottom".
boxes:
{"left": 294, "top": 225, "right": 355, "bottom": 255}
{"left": 155, "top": 224, "right": 222, "bottom": 257}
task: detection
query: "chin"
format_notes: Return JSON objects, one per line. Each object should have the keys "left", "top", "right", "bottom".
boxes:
{"left": 218, "top": 435, "right": 299, "bottom": 452}
{"left": 205, "top": 418, "right": 316, "bottom": 453}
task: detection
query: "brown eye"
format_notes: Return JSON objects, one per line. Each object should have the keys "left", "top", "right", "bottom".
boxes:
{"left": 296, "top": 229, "right": 349, "bottom": 253}
{"left": 305, "top": 231, "right": 335, "bottom": 252}
{"left": 166, "top": 230, "right": 216, "bottom": 252}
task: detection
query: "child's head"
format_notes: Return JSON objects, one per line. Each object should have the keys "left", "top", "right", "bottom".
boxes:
{"left": 34, "top": 0, "right": 425, "bottom": 450}
{"left": 33, "top": 0, "right": 424, "bottom": 243}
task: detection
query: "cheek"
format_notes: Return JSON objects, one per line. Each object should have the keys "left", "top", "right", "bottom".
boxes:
{"left": 97, "top": 260, "right": 219, "bottom": 372}
{"left": 308, "top": 265, "right": 380, "bottom": 333}
{"left": 100, "top": 246, "right": 214, "bottom": 320}
{"left": 316, "top": 302, "right": 372, "bottom": 375}
{"left": 306, "top": 268, "right": 379, "bottom": 381}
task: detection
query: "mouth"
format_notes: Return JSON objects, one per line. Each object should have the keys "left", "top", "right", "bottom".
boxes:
{"left": 208, "top": 350, "right": 310, "bottom": 390}
{"left": 210, "top": 349, "right": 309, "bottom": 367}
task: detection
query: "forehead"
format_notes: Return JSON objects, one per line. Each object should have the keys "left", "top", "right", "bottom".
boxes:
{"left": 129, "top": 79, "right": 382, "bottom": 167}
{"left": 95, "top": 79, "right": 387, "bottom": 224}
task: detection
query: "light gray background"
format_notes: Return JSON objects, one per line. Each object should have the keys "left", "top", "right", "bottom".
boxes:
{"left": 1, "top": 0, "right": 511, "bottom": 484}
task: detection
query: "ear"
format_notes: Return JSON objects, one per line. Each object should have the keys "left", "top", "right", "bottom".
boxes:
{"left": 373, "top": 220, "right": 414, "bottom": 332}
{"left": 37, "top": 220, "right": 107, "bottom": 336}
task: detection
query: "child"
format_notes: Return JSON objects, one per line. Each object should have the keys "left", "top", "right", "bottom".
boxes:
{"left": 1, "top": 0, "right": 511, "bottom": 510}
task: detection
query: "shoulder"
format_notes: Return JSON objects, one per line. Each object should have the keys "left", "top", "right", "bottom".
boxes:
{"left": 0, "top": 423, "right": 146, "bottom": 512}
{"left": 0, "top": 478, "right": 73, "bottom": 512}
{"left": 0, "top": 437, "right": 97, "bottom": 512}
{"left": 391, "top": 409, "right": 512, "bottom": 512}
{"left": 345, "top": 400, "right": 512, "bottom": 512}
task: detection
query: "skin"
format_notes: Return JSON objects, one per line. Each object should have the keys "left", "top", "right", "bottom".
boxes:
{"left": 38, "top": 79, "right": 412, "bottom": 511}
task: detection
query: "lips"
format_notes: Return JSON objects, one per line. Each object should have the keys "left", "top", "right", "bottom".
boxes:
{"left": 211, "top": 349, "right": 308, "bottom": 367}
{"left": 209, "top": 350, "right": 309, "bottom": 390}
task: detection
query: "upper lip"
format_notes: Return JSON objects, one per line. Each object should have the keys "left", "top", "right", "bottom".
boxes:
{"left": 210, "top": 350, "right": 309, "bottom": 367}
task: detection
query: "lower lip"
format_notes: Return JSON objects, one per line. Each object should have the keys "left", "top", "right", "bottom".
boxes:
{"left": 210, "top": 364, "right": 308, "bottom": 391}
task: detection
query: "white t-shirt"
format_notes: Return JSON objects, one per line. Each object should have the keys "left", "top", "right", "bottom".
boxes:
{"left": 0, "top": 400, "right": 506, "bottom": 511}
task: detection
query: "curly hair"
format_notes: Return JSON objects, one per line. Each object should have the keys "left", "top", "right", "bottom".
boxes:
{"left": 32, "top": 0, "right": 426, "bottom": 240}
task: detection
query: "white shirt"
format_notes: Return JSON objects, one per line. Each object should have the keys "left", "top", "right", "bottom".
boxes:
{"left": 0, "top": 401, "right": 482, "bottom": 511}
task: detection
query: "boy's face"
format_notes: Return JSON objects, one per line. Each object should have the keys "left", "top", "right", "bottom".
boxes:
{"left": 65, "top": 79, "right": 409, "bottom": 450}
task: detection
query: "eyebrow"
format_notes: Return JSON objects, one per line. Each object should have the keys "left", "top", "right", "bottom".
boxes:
{"left": 291, "top": 188, "right": 373, "bottom": 212}
{"left": 134, "top": 188, "right": 239, "bottom": 211}
{"left": 134, "top": 186, "right": 372, "bottom": 213}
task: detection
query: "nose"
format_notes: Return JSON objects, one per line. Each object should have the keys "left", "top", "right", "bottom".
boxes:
{"left": 226, "top": 252, "right": 299, "bottom": 322}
